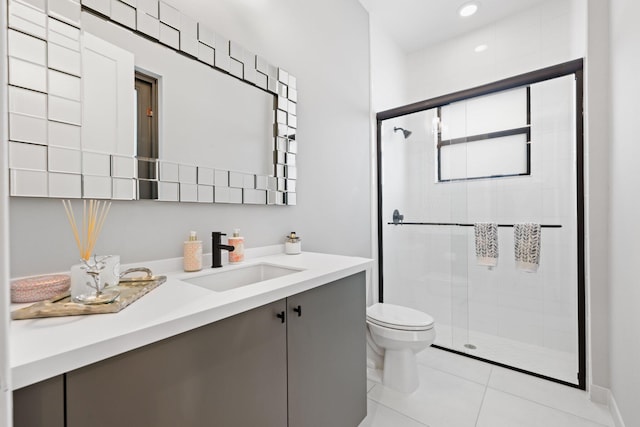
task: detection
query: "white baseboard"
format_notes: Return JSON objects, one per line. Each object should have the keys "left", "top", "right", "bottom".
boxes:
{"left": 609, "top": 392, "right": 626, "bottom": 427}
{"left": 589, "top": 384, "right": 626, "bottom": 427}
{"left": 589, "top": 384, "right": 609, "bottom": 405}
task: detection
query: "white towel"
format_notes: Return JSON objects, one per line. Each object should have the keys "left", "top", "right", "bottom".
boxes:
{"left": 474, "top": 223, "right": 499, "bottom": 267}
{"left": 514, "top": 223, "right": 541, "bottom": 272}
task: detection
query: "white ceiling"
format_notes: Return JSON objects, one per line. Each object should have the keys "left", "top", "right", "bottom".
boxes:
{"left": 360, "top": 0, "right": 550, "bottom": 54}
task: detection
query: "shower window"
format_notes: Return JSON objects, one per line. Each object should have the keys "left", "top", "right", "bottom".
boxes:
{"left": 437, "top": 87, "right": 531, "bottom": 182}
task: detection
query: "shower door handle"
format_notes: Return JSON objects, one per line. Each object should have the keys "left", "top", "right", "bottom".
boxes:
{"left": 392, "top": 209, "right": 404, "bottom": 225}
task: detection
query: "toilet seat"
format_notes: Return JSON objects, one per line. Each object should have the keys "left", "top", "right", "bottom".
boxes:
{"left": 366, "top": 303, "right": 434, "bottom": 331}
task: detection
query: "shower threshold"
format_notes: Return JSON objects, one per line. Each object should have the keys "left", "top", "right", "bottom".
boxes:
{"left": 433, "top": 324, "right": 577, "bottom": 386}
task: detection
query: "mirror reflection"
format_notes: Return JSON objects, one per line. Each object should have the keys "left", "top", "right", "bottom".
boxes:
{"left": 6, "top": 0, "right": 297, "bottom": 205}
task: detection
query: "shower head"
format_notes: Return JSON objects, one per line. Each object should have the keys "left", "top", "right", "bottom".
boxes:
{"left": 394, "top": 126, "right": 412, "bottom": 139}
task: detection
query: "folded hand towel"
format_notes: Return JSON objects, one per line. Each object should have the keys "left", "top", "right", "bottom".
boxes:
{"left": 514, "top": 223, "right": 541, "bottom": 272}
{"left": 474, "top": 223, "right": 499, "bottom": 267}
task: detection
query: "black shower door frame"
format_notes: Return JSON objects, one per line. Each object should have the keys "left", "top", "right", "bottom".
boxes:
{"left": 375, "top": 58, "right": 586, "bottom": 389}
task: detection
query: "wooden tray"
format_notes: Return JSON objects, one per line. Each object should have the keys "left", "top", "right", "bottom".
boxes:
{"left": 11, "top": 276, "right": 167, "bottom": 320}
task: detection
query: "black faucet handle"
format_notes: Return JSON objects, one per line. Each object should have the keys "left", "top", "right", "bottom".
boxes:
{"left": 211, "top": 231, "right": 226, "bottom": 241}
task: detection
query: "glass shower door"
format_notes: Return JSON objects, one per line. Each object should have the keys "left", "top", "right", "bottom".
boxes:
{"left": 378, "top": 65, "right": 582, "bottom": 387}
{"left": 380, "top": 108, "right": 469, "bottom": 353}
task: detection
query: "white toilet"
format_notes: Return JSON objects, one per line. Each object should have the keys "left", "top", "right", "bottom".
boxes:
{"left": 366, "top": 303, "right": 435, "bottom": 393}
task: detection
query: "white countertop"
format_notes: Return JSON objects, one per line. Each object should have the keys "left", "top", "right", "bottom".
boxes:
{"left": 10, "top": 250, "right": 373, "bottom": 390}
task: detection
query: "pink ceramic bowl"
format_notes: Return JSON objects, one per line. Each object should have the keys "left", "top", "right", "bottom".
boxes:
{"left": 11, "top": 274, "right": 71, "bottom": 303}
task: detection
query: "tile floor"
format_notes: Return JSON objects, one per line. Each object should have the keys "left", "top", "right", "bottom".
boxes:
{"left": 359, "top": 347, "right": 614, "bottom": 427}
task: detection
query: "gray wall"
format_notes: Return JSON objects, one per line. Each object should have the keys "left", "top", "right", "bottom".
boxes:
{"left": 585, "top": 0, "right": 611, "bottom": 394}
{"left": 1, "top": 0, "right": 12, "bottom": 422}
{"left": 609, "top": 0, "right": 640, "bottom": 424}
{"left": 8, "top": 0, "right": 372, "bottom": 277}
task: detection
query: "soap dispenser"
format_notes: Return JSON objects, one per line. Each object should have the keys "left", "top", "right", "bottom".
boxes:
{"left": 228, "top": 229, "right": 245, "bottom": 264}
{"left": 285, "top": 231, "right": 302, "bottom": 255}
{"left": 183, "top": 231, "right": 203, "bottom": 272}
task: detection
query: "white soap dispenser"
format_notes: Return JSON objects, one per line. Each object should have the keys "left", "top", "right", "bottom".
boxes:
{"left": 285, "top": 232, "right": 302, "bottom": 255}
{"left": 183, "top": 231, "right": 203, "bottom": 272}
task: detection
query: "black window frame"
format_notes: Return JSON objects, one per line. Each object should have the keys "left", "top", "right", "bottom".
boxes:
{"left": 436, "top": 86, "right": 531, "bottom": 182}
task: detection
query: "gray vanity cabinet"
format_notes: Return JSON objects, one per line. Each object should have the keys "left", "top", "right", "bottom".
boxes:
{"left": 287, "top": 271, "right": 367, "bottom": 427}
{"left": 66, "top": 299, "right": 288, "bottom": 427}
{"left": 13, "top": 375, "right": 65, "bottom": 427}
{"left": 15, "top": 272, "right": 366, "bottom": 426}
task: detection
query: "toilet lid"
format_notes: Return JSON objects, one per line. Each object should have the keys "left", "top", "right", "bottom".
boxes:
{"left": 366, "top": 303, "right": 434, "bottom": 331}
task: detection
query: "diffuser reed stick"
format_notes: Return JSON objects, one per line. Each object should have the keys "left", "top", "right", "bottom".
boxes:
{"left": 62, "top": 200, "right": 112, "bottom": 261}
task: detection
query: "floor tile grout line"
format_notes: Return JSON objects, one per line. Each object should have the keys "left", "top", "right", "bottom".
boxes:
{"left": 474, "top": 367, "right": 491, "bottom": 427}
{"left": 484, "top": 385, "right": 613, "bottom": 427}
{"left": 416, "top": 359, "right": 492, "bottom": 387}
{"left": 365, "top": 393, "right": 431, "bottom": 427}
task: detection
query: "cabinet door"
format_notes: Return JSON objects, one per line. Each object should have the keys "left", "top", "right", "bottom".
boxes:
{"left": 66, "top": 299, "right": 288, "bottom": 427}
{"left": 287, "top": 272, "right": 367, "bottom": 427}
{"left": 13, "top": 375, "right": 64, "bottom": 427}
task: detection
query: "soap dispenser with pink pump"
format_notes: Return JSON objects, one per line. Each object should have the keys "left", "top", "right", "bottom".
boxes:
{"left": 228, "top": 229, "right": 245, "bottom": 264}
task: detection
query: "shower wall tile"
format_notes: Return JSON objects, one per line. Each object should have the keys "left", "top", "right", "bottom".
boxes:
{"left": 542, "top": 302, "right": 576, "bottom": 331}
{"left": 467, "top": 274, "right": 499, "bottom": 304}
{"left": 465, "top": 189, "right": 498, "bottom": 223}
{"left": 543, "top": 328, "right": 576, "bottom": 354}
{"left": 543, "top": 263, "right": 576, "bottom": 302}
{"left": 468, "top": 301, "right": 499, "bottom": 336}
{"left": 499, "top": 289, "right": 545, "bottom": 313}
{"left": 498, "top": 306, "right": 545, "bottom": 347}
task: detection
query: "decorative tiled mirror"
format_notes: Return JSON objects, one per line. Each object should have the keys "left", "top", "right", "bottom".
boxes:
{"left": 6, "top": 0, "right": 298, "bottom": 205}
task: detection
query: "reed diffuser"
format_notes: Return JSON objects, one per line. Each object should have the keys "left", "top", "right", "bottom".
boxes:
{"left": 63, "top": 200, "right": 119, "bottom": 304}
{"left": 62, "top": 199, "right": 111, "bottom": 261}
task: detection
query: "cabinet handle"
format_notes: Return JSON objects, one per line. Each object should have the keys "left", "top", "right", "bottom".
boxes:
{"left": 293, "top": 305, "right": 302, "bottom": 317}
{"left": 276, "top": 311, "right": 286, "bottom": 323}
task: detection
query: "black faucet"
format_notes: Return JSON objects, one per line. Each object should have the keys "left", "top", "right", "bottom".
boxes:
{"left": 211, "top": 232, "right": 235, "bottom": 268}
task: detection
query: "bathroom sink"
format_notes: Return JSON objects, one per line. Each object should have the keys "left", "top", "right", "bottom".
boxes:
{"left": 183, "top": 263, "right": 303, "bottom": 292}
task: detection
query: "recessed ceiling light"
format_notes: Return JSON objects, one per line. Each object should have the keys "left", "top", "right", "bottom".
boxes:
{"left": 459, "top": 2, "right": 479, "bottom": 17}
{"left": 474, "top": 44, "right": 488, "bottom": 53}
